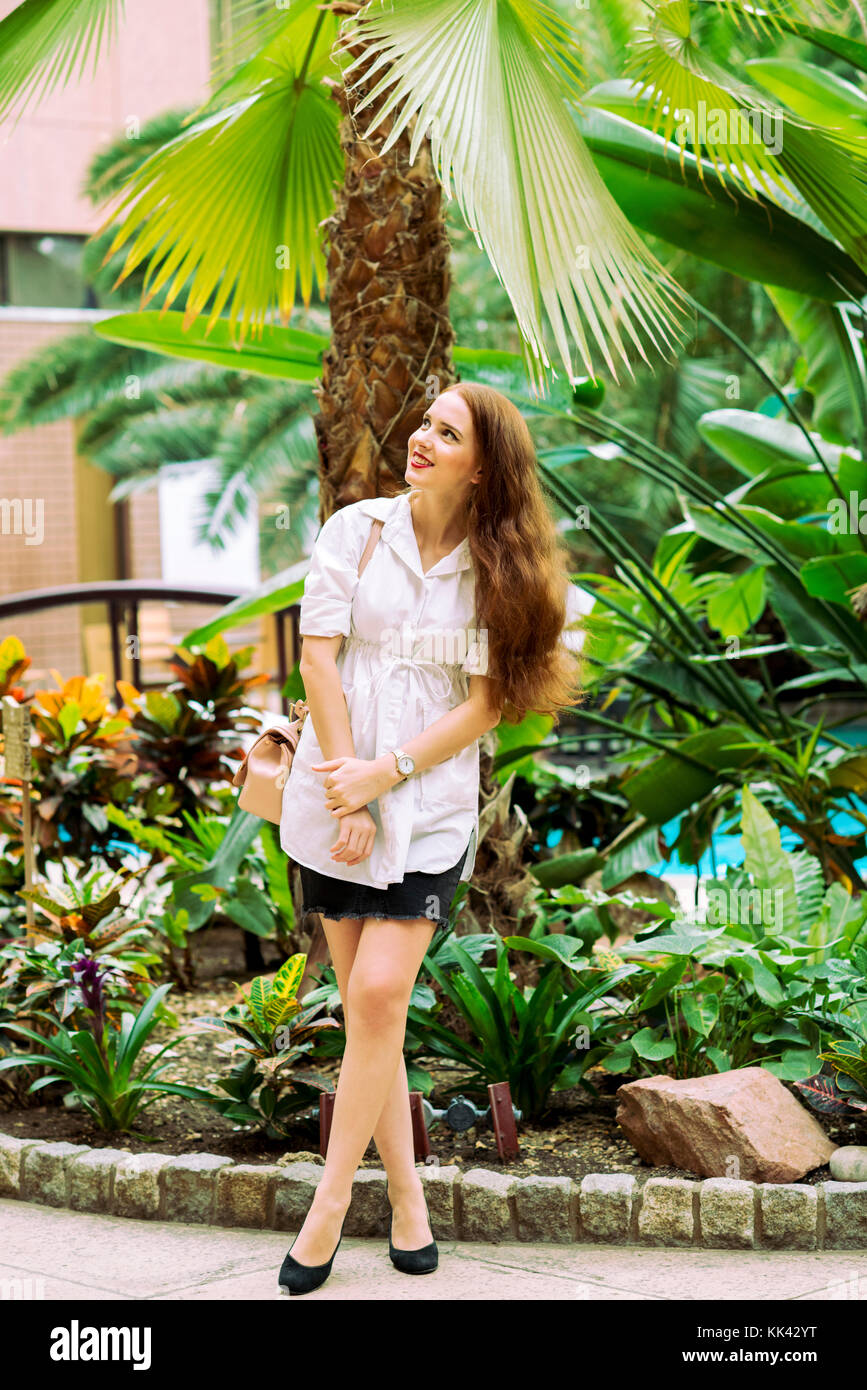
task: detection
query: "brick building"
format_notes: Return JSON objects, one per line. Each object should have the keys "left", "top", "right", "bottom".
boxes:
{"left": 0, "top": 0, "right": 280, "bottom": 698}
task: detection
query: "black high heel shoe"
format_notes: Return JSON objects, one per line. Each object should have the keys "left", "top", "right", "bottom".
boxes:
{"left": 386, "top": 1182, "right": 438, "bottom": 1275}
{"left": 278, "top": 1216, "right": 347, "bottom": 1296}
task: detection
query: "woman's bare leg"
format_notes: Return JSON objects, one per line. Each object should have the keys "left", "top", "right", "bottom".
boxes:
{"left": 319, "top": 918, "right": 436, "bottom": 1248}
{"left": 288, "top": 914, "right": 436, "bottom": 1265}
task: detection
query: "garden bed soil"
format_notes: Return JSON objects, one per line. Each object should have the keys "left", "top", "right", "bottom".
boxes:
{"left": 2, "top": 925, "right": 865, "bottom": 1185}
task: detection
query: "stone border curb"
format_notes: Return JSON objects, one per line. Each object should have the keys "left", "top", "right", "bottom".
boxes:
{"left": 1, "top": 1135, "right": 865, "bottom": 1248}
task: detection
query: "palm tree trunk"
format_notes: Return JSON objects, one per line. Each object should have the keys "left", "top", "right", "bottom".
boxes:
{"left": 312, "top": 3, "right": 457, "bottom": 519}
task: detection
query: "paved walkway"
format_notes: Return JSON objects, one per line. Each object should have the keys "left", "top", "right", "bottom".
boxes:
{"left": 2, "top": 1199, "right": 866, "bottom": 1300}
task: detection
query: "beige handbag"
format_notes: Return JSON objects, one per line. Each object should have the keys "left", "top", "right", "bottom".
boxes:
{"left": 232, "top": 515, "right": 385, "bottom": 823}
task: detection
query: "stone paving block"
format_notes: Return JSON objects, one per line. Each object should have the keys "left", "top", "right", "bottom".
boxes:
{"left": 459, "top": 1168, "right": 516, "bottom": 1241}
{"left": 344, "top": 1168, "right": 389, "bottom": 1237}
{"left": 419, "top": 1164, "right": 460, "bottom": 1241}
{"left": 215, "top": 1164, "right": 280, "bottom": 1229}
{"left": 273, "top": 1161, "right": 324, "bottom": 1232}
{"left": 638, "top": 1178, "right": 697, "bottom": 1247}
{"left": 579, "top": 1174, "right": 635, "bottom": 1244}
{"left": 514, "top": 1175, "right": 574, "bottom": 1243}
{"left": 822, "top": 1181, "right": 867, "bottom": 1250}
{"left": 22, "top": 1142, "right": 92, "bottom": 1207}
{"left": 68, "top": 1150, "right": 128, "bottom": 1213}
{"left": 758, "top": 1183, "right": 818, "bottom": 1250}
{"left": 6, "top": 1125, "right": 849, "bottom": 1252}
{"left": 113, "top": 1153, "right": 173, "bottom": 1220}
{"left": 163, "top": 1153, "right": 233, "bottom": 1224}
{"left": 699, "top": 1178, "right": 755, "bottom": 1249}
{"left": 0, "top": 1134, "right": 43, "bottom": 1198}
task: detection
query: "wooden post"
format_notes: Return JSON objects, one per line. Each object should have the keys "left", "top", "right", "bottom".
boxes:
{"left": 488, "top": 1081, "right": 520, "bottom": 1159}
{"left": 409, "top": 1091, "right": 431, "bottom": 1161}
{"left": 2, "top": 698, "right": 34, "bottom": 940}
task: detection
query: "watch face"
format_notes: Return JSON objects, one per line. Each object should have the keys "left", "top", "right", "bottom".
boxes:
{"left": 397, "top": 755, "right": 414, "bottom": 775}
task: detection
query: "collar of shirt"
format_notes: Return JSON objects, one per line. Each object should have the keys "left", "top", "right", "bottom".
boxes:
{"left": 357, "top": 490, "right": 473, "bottom": 580}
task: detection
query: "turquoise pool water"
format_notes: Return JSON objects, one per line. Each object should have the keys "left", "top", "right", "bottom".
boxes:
{"left": 546, "top": 726, "right": 867, "bottom": 880}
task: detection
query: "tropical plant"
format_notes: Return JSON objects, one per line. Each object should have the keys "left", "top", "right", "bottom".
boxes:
{"left": 103, "top": 800, "right": 291, "bottom": 971}
{"left": 2, "top": 666, "right": 141, "bottom": 863}
{"left": 0, "top": 634, "right": 30, "bottom": 700}
{"left": 4, "top": 860, "right": 160, "bottom": 983}
{"left": 403, "top": 932, "right": 633, "bottom": 1119}
{"left": 524, "top": 787, "right": 867, "bottom": 1081}
{"left": 0, "top": 982, "right": 204, "bottom": 1132}
{"left": 793, "top": 1032, "right": 867, "bottom": 1118}
{"left": 510, "top": 334, "right": 867, "bottom": 889}
{"left": 188, "top": 955, "right": 339, "bottom": 1138}
{"left": 0, "top": 937, "right": 152, "bottom": 1030}
{"left": 126, "top": 637, "right": 267, "bottom": 816}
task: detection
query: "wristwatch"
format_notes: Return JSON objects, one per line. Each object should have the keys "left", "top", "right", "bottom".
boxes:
{"left": 390, "top": 748, "right": 415, "bottom": 781}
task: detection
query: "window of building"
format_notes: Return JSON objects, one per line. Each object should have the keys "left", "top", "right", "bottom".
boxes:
{"left": 0, "top": 233, "right": 99, "bottom": 309}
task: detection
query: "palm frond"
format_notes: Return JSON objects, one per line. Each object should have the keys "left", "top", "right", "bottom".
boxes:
{"left": 0, "top": 0, "right": 123, "bottom": 128}
{"left": 198, "top": 398, "right": 319, "bottom": 551}
{"left": 667, "top": 355, "right": 738, "bottom": 458}
{"left": 80, "top": 363, "right": 274, "bottom": 446}
{"left": 625, "top": 0, "right": 867, "bottom": 268}
{"left": 207, "top": 0, "right": 343, "bottom": 106}
{"left": 0, "top": 332, "right": 158, "bottom": 430}
{"left": 569, "top": 0, "right": 647, "bottom": 87}
{"left": 92, "top": 401, "right": 227, "bottom": 476}
{"left": 84, "top": 108, "right": 195, "bottom": 205}
{"left": 95, "top": 6, "right": 343, "bottom": 337}
{"left": 209, "top": 0, "right": 292, "bottom": 90}
{"left": 700, "top": 0, "right": 847, "bottom": 41}
{"left": 334, "top": 0, "right": 690, "bottom": 390}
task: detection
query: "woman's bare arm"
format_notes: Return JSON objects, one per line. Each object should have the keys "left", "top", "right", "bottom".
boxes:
{"left": 299, "top": 635, "right": 378, "bottom": 864}
{"left": 298, "top": 635, "right": 357, "bottom": 760}
{"left": 384, "top": 675, "right": 501, "bottom": 780}
{"left": 319, "top": 673, "right": 502, "bottom": 820}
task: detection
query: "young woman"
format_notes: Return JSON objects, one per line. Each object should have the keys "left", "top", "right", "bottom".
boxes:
{"left": 278, "top": 381, "right": 583, "bottom": 1294}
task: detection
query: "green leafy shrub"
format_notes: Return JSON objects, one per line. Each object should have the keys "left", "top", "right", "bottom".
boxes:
{"left": 0, "top": 981, "right": 202, "bottom": 1132}
{"left": 404, "top": 933, "right": 632, "bottom": 1120}
{"left": 127, "top": 636, "right": 265, "bottom": 816}
{"left": 188, "top": 955, "right": 339, "bottom": 1138}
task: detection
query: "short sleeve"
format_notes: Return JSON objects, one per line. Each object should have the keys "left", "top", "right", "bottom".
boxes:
{"left": 299, "top": 506, "right": 365, "bottom": 638}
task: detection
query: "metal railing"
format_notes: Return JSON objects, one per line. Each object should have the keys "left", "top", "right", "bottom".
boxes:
{"left": 0, "top": 581, "right": 301, "bottom": 717}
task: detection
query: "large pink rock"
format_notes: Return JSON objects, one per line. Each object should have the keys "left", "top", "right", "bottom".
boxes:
{"left": 616, "top": 1068, "right": 835, "bottom": 1183}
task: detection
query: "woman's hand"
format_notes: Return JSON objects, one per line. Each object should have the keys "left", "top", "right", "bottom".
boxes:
{"left": 329, "top": 806, "right": 377, "bottom": 865}
{"left": 312, "top": 755, "right": 397, "bottom": 817}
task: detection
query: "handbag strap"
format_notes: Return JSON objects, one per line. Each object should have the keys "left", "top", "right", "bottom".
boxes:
{"left": 357, "top": 516, "right": 385, "bottom": 578}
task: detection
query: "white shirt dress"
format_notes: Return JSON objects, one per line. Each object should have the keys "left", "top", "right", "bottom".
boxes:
{"left": 280, "top": 489, "right": 485, "bottom": 890}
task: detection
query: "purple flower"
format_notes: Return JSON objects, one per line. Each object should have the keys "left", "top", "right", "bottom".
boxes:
{"left": 71, "top": 957, "right": 107, "bottom": 1035}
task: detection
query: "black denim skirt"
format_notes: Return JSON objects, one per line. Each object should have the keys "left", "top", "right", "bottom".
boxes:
{"left": 298, "top": 839, "right": 471, "bottom": 937}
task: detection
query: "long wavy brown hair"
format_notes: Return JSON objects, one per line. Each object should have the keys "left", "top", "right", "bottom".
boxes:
{"left": 440, "top": 381, "right": 585, "bottom": 726}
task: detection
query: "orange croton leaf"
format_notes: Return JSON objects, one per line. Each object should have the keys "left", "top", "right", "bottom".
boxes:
{"left": 33, "top": 689, "right": 64, "bottom": 717}
{"left": 116, "top": 679, "right": 142, "bottom": 708}
{"left": 77, "top": 675, "right": 111, "bottom": 722}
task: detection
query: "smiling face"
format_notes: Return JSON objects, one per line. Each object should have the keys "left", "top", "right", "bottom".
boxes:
{"left": 405, "top": 390, "right": 481, "bottom": 501}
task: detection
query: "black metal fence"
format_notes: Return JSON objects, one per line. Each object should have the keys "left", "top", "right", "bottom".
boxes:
{"left": 0, "top": 580, "right": 301, "bottom": 717}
